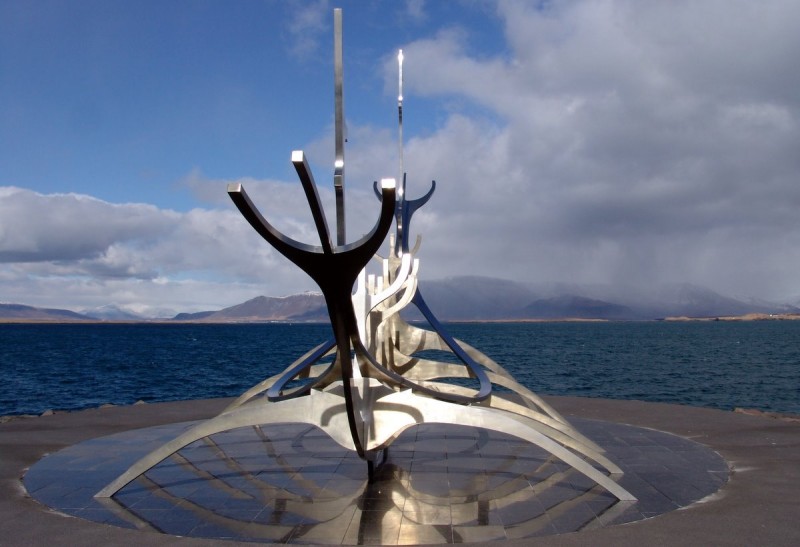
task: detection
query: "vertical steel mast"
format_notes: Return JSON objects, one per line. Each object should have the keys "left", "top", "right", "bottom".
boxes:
{"left": 333, "top": 8, "right": 346, "bottom": 246}
{"left": 397, "top": 49, "right": 404, "bottom": 184}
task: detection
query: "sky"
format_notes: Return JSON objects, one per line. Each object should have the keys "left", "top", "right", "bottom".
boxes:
{"left": 1, "top": 0, "right": 799, "bottom": 316}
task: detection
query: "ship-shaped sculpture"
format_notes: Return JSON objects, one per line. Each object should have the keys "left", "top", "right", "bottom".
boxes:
{"left": 97, "top": 9, "right": 634, "bottom": 503}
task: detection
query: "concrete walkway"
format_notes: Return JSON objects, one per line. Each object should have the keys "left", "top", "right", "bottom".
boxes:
{"left": 2, "top": 396, "right": 798, "bottom": 546}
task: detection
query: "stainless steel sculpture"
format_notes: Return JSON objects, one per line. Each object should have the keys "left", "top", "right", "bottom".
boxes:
{"left": 96, "top": 9, "right": 634, "bottom": 503}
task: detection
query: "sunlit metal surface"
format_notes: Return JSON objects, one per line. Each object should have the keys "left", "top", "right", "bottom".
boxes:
{"left": 30, "top": 418, "right": 728, "bottom": 543}
{"left": 397, "top": 49, "right": 404, "bottom": 179}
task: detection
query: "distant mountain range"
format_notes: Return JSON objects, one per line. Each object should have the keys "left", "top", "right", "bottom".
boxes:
{"left": 79, "top": 304, "right": 146, "bottom": 321}
{"left": 0, "top": 303, "right": 93, "bottom": 321}
{"left": 172, "top": 293, "right": 328, "bottom": 322}
{"left": 2, "top": 277, "right": 799, "bottom": 322}
{"left": 405, "top": 276, "right": 800, "bottom": 321}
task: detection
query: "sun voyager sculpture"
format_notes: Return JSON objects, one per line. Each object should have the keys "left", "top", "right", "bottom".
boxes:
{"left": 97, "top": 9, "right": 635, "bottom": 505}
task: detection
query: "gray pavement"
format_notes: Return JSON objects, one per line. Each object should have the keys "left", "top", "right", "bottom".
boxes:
{"left": 1, "top": 396, "right": 798, "bottom": 546}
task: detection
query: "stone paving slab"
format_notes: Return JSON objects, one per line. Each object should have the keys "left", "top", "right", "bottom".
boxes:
{"left": 2, "top": 396, "right": 799, "bottom": 546}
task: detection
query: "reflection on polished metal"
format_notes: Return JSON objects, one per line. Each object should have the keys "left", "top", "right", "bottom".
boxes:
{"left": 96, "top": 9, "right": 634, "bottom": 505}
{"left": 84, "top": 422, "right": 647, "bottom": 543}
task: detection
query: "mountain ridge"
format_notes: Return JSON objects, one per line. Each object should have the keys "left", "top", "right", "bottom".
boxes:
{"left": 175, "top": 293, "right": 328, "bottom": 322}
{"left": 0, "top": 303, "right": 94, "bottom": 321}
{"left": 2, "top": 278, "right": 798, "bottom": 322}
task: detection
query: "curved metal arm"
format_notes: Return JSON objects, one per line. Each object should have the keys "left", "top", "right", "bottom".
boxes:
{"left": 374, "top": 176, "right": 436, "bottom": 254}
{"left": 329, "top": 179, "right": 397, "bottom": 281}
{"left": 228, "top": 178, "right": 396, "bottom": 291}
{"left": 229, "top": 161, "right": 396, "bottom": 461}
{"left": 267, "top": 338, "right": 337, "bottom": 401}
{"left": 409, "top": 288, "right": 493, "bottom": 402}
{"left": 227, "top": 183, "right": 323, "bottom": 259}
{"left": 292, "top": 150, "right": 333, "bottom": 254}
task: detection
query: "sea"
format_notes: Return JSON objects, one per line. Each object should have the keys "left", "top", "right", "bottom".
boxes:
{"left": 2, "top": 321, "right": 799, "bottom": 417}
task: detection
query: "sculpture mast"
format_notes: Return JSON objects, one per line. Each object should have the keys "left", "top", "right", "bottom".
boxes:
{"left": 397, "top": 49, "right": 404, "bottom": 185}
{"left": 333, "top": 8, "right": 346, "bottom": 245}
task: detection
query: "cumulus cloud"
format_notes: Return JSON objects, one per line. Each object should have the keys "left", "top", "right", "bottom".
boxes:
{"left": 0, "top": 187, "right": 177, "bottom": 264}
{"left": 371, "top": 0, "right": 800, "bottom": 300}
{"left": 0, "top": 185, "right": 326, "bottom": 315}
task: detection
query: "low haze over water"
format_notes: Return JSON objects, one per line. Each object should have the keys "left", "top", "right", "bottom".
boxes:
{"left": 2, "top": 322, "right": 798, "bottom": 416}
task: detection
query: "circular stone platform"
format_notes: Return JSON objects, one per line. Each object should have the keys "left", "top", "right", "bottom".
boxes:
{"left": 24, "top": 416, "right": 727, "bottom": 544}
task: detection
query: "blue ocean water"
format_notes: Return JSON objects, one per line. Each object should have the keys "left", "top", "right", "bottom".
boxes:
{"left": 2, "top": 321, "right": 798, "bottom": 416}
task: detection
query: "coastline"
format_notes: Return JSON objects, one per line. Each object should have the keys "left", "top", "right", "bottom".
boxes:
{"left": 5, "top": 311, "right": 800, "bottom": 324}
{"left": 662, "top": 312, "right": 800, "bottom": 321}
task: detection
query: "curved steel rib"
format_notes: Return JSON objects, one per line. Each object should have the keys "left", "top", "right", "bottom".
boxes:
{"left": 228, "top": 164, "right": 396, "bottom": 459}
{"left": 374, "top": 175, "right": 435, "bottom": 256}
{"left": 371, "top": 174, "right": 493, "bottom": 403}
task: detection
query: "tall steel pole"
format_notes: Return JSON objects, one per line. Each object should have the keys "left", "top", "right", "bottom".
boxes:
{"left": 333, "top": 8, "right": 346, "bottom": 246}
{"left": 397, "top": 49, "right": 404, "bottom": 184}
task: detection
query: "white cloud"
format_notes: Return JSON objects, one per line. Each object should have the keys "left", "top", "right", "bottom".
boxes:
{"left": 371, "top": 0, "right": 800, "bottom": 300}
{"left": 285, "top": 0, "right": 331, "bottom": 59}
{"left": 0, "top": 185, "right": 323, "bottom": 315}
{"left": 0, "top": 187, "right": 178, "bottom": 263}
{"left": 404, "top": 0, "right": 427, "bottom": 23}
